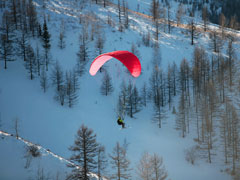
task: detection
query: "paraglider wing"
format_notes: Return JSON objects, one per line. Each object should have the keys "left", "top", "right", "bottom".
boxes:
{"left": 89, "top": 51, "right": 141, "bottom": 77}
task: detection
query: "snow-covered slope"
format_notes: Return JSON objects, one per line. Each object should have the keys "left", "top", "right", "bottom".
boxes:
{"left": 1, "top": 0, "right": 240, "bottom": 179}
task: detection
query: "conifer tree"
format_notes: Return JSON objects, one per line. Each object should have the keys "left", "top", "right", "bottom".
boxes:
{"left": 42, "top": 18, "right": 51, "bottom": 71}
{"left": 68, "top": 125, "right": 99, "bottom": 180}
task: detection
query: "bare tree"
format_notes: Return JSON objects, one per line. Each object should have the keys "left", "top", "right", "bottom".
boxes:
{"left": 136, "top": 152, "right": 153, "bottom": 180}
{"left": 141, "top": 82, "right": 148, "bottom": 107}
{"left": 0, "top": 34, "right": 13, "bottom": 69}
{"left": 58, "top": 20, "right": 66, "bottom": 49}
{"left": 137, "top": 152, "right": 168, "bottom": 180}
{"left": 51, "top": 61, "right": 64, "bottom": 92}
{"left": 65, "top": 70, "right": 79, "bottom": 107}
{"left": 52, "top": 61, "right": 65, "bottom": 105}
{"left": 35, "top": 44, "right": 42, "bottom": 76}
{"left": 176, "top": 92, "right": 187, "bottom": 137}
{"left": 95, "top": 34, "right": 105, "bottom": 56}
{"left": 151, "top": 153, "right": 168, "bottom": 180}
{"left": 150, "top": 0, "right": 159, "bottom": 21}
{"left": 176, "top": 3, "right": 184, "bottom": 26}
{"left": 18, "top": 30, "right": 27, "bottom": 62}
{"left": 188, "top": 19, "right": 197, "bottom": 45}
{"left": 209, "top": 30, "right": 223, "bottom": 53}
{"left": 101, "top": 70, "right": 114, "bottom": 96}
{"left": 226, "top": 38, "right": 236, "bottom": 87}
{"left": 219, "top": 13, "right": 226, "bottom": 38}
{"left": 167, "top": 5, "right": 172, "bottom": 34}
{"left": 118, "top": 0, "right": 123, "bottom": 32}
{"left": 25, "top": 44, "right": 37, "bottom": 80}
{"left": 185, "top": 146, "right": 198, "bottom": 165}
{"left": 77, "top": 30, "right": 89, "bottom": 76}
{"left": 97, "top": 145, "right": 108, "bottom": 180}
{"left": 110, "top": 141, "right": 131, "bottom": 180}
{"left": 202, "top": 5, "right": 208, "bottom": 32}
{"left": 40, "top": 66, "right": 48, "bottom": 93}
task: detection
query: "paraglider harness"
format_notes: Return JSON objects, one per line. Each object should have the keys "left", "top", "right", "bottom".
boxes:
{"left": 117, "top": 116, "right": 125, "bottom": 128}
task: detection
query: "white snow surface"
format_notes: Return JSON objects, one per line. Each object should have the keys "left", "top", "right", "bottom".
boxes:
{"left": 1, "top": 0, "right": 240, "bottom": 179}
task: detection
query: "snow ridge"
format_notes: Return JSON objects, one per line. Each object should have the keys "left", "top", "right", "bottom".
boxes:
{"left": 0, "top": 130, "right": 108, "bottom": 180}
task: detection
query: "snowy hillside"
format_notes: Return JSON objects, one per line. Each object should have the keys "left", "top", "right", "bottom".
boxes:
{"left": 1, "top": 0, "right": 240, "bottom": 179}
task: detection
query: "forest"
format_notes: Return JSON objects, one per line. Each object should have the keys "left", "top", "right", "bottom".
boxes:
{"left": 1, "top": 0, "right": 240, "bottom": 179}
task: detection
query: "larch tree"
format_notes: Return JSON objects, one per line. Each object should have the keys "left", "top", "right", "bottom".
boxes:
{"left": 126, "top": 81, "right": 134, "bottom": 118}
{"left": 35, "top": 43, "right": 42, "bottom": 76}
{"left": 0, "top": 34, "right": 13, "bottom": 69}
{"left": 176, "top": 3, "right": 184, "bottom": 26}
{"left": 126, "top": 82, "right": 141, "bottom": 118}
{"left": 132, "top": 86, "right": 142, "bottom": 114}
{"left": 176, "top": 91, "right": 187, "bottom": 138}
{"left": 95, "top": 33, "right": 104, "bottom": 56}
{"left": 58, "top": 20, "right": 66, "bottom": 49}
{"left": 188, "top": 19, "right": 197, "bottom": 45}
{"left": 137, "top": 152, "right": 168, "bottom": 180}
{"left": 40, "top": 66, "right": 48, "bottom": 93}
{"left": 97, "top": 145, "right": 108, "bottom": 180}
{"left": 151, "top": 153, "right": 168, "bottom": 180}
{"left": 101, "top": 70, "right": 114, "bottom": 96}
{"left": 219, "top": 13, "right": 226, "bottom": 38}
{"left": 65, "top": 70, "right": 79, "bottom": 108}
{"left": 150, "top": 0, "right": 159, "bottom": 21}
{"left": 167, "top": 5, "right": 172, "bottom": 34}
{"left": 117, "top": 0, "right": 123, "bottom": 32}
{"left": 77, "top": 30, "right": 89, "bottom": 76}
{"left": 136, "top": 152, "right": 153, "bottom": 180}
{"left": 67, "top": 124, "right": 99, "bottom": 180}
{"left": 51, "top": 61, "right": 65, "bottom": 106}
{"left": 141, "top": 82, "right": 148, "bottom": 107}
{"left": 18, "top": 29, "right": 28, "bottom": 62}
{"left": 226, "top": 38, "right": 236, "bottom": 87}
{"left": 42, "top": 18, "right": 51, "bottom": 71}
{"left": 25, "top": 44, "right": 37, "bottom": 80}
{"left": 202, "top": 5, "right": 208, "bottom": 32}
{"left": 27, "top": 0, "right": 38, "bottom": 37}
{"left": 110, "top": 142, "right": 131, "bottom": 180}
{"left": 51, "top": 61, "right": 64, "bottom": 92}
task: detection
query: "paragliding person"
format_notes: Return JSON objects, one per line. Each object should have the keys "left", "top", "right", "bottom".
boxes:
{"left": 89, "top": 51, "right": 142, "bottom": 130}
{"left": 117, "top": 116, "right": 125, "bottom": 128}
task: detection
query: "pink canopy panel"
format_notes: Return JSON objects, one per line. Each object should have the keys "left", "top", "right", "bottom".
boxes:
{"left": 89, "top": 51, "right": 141, "bottom": 78}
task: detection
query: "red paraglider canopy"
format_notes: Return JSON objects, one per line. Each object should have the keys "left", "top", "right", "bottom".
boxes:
{"left": 89, "top": 51, "right": 141, "bottom": 78}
